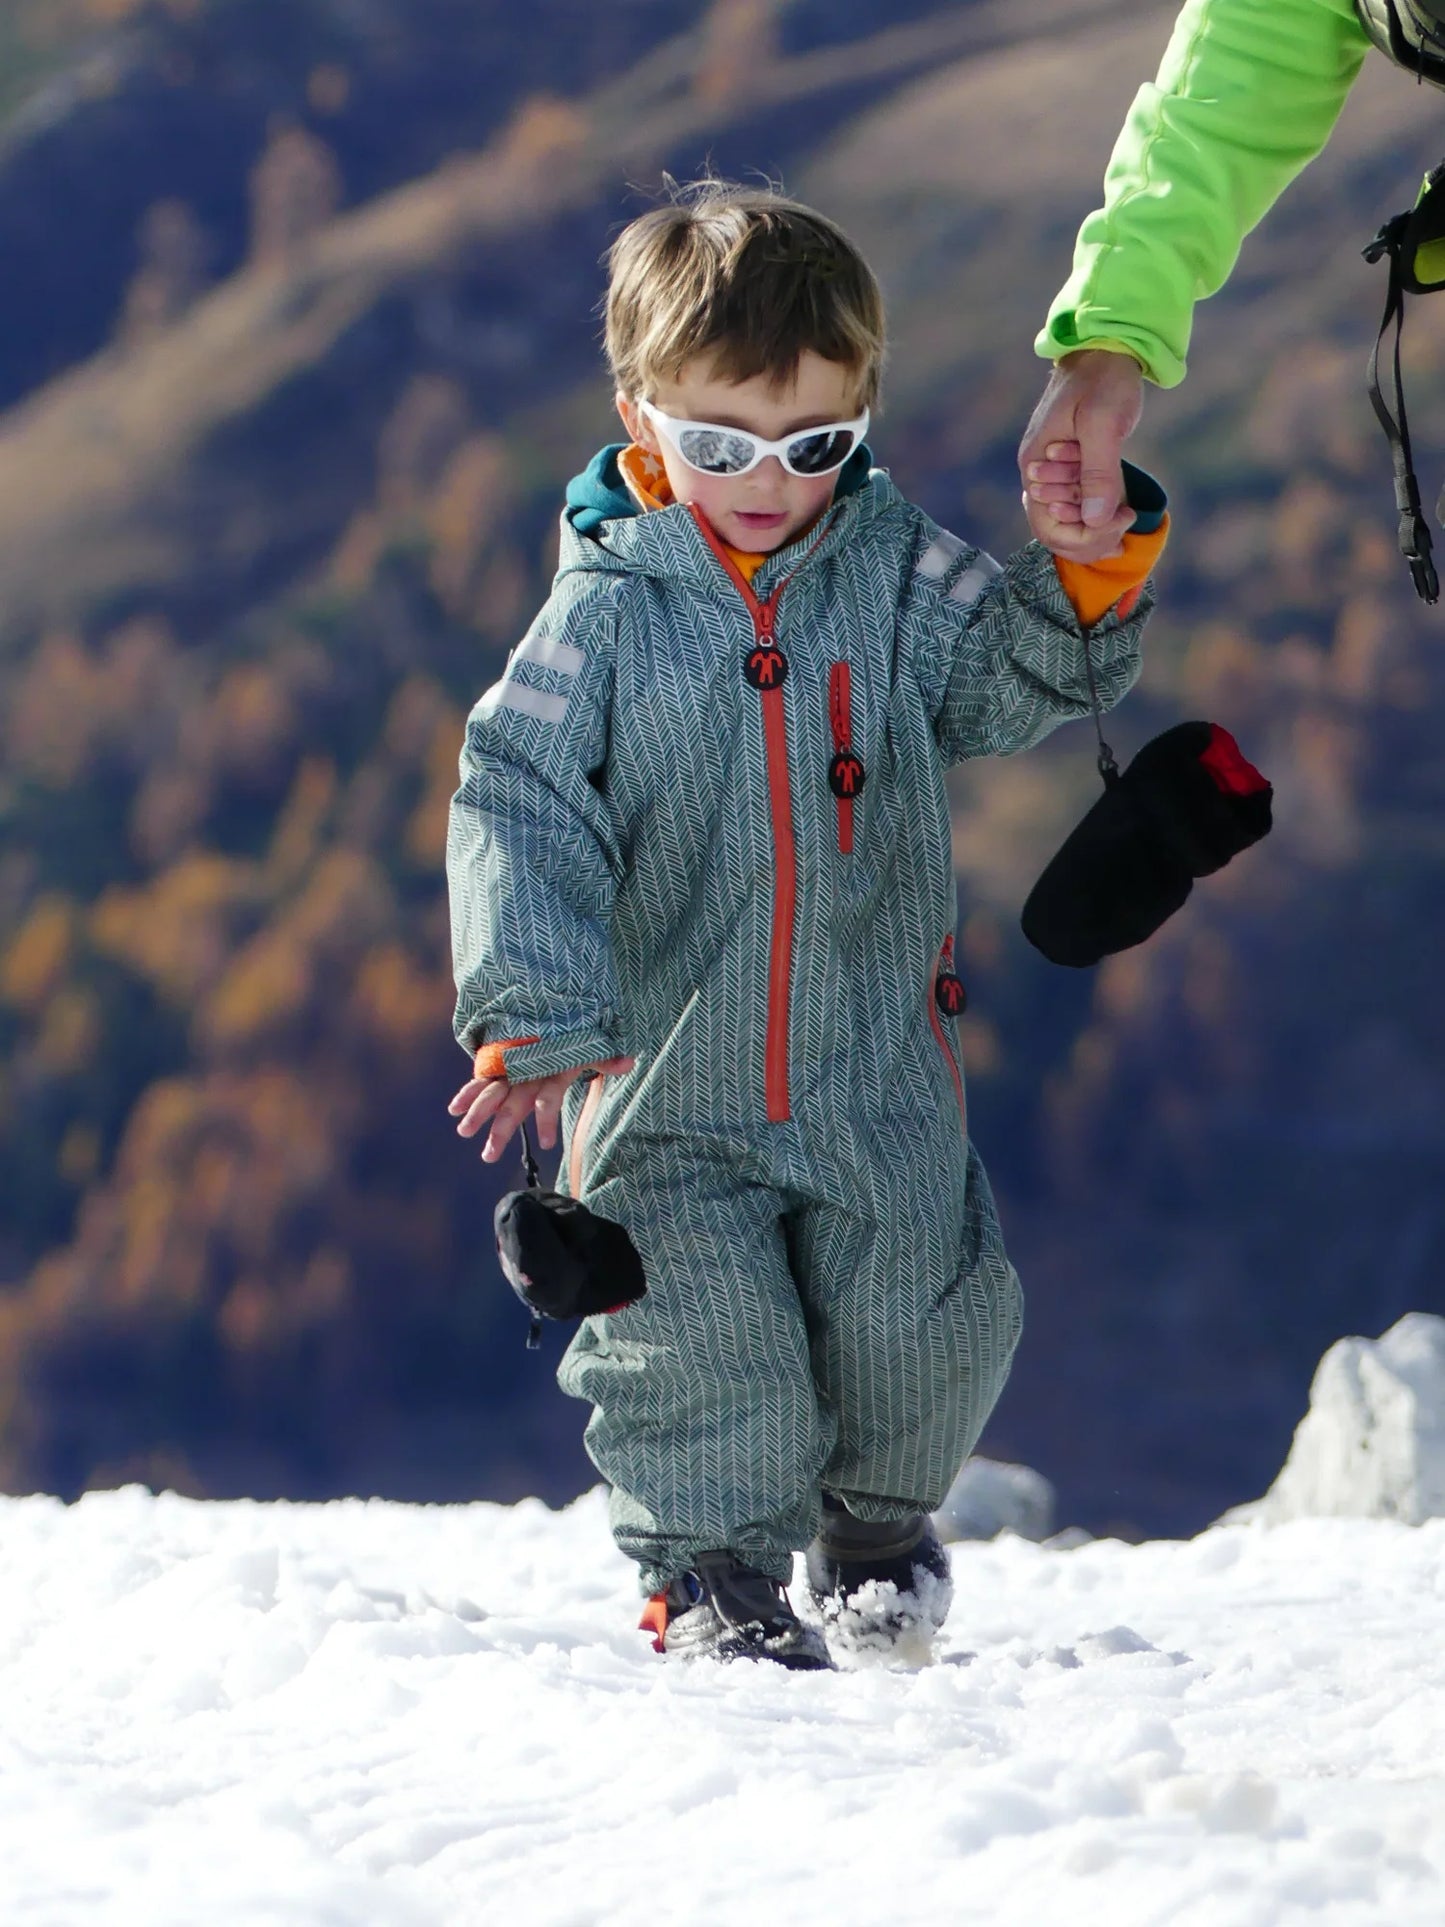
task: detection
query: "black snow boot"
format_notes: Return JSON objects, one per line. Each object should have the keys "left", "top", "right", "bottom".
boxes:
{"left": 642, "top": 1552, "right": 833, "bottom": 1670}
{"left": 804, "top": 1495, "right": 954, "bottom": 1664}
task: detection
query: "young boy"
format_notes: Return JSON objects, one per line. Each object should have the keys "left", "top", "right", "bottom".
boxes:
{"left": 447, "top": 183, "right": 1166, "bottom": 1669}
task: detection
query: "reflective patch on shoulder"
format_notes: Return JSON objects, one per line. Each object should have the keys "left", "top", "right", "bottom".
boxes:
{"left": 514, "top": 629, "right": 585, "bottom": 677}
{"left": 947, "top": 555, "right": 1003, "bottom": 608}
{"left": 481, "top": 682, "right": 571, "bottom": 724}
{"left": 916, "top": 530, "right": 966, "bottom": 580}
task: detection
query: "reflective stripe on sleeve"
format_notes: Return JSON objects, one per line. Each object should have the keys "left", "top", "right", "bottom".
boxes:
{"left": 915, "top": 530, "right": 966, "bottom": 580}
{"left": 480, "top": 682, "right": 571, "bottom": 724}
{"left": 514, "top": 630, "right": 586, "bottom": 676}
{"left": 947, "top": 556, "right": 1003, "bottom": 608}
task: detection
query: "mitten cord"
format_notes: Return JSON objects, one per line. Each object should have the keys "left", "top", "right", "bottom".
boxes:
{"left": 1081, "top": 625, "right": 1120, "bottom": 786}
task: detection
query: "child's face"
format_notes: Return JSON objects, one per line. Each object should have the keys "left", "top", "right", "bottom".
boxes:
{"left": 618, "top": 351, "right": 863, "bottom": 554}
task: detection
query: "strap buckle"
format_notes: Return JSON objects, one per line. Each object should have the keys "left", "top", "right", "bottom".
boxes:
{"left": 1362, "top": 210, "right": 1409, "bottom": 267}
{"left": 1404, "top": 526, "right": 1440, "bottom": 603}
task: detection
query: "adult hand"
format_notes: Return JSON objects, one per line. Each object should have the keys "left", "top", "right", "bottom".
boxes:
{"left": 448, "top": 1056, "right": 634, "bottom": 1165}
{"left": 1018, "top": 348, "right": 1145, "bottom": 562}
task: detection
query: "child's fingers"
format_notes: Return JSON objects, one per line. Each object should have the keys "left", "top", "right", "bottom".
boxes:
{"left": 481, "top": 1084, "right": 539, "bottom": 1164}
{"left": 1045, "top": 499, "right": 1085, "bottom": 526}
{"left": 1028, "top": 480, "right": 1082, "bottom": 507}
{"left": 455, "top": 1079, "right": 507, "bottom": 1139}
{"left": 447, "top": 1077, "right": 485, "bottom": 1116}
{"left": 1070, "top": 503, "right": 1135, "bottom": 555}
{"left": 459, "top": 1059, "right": 637, "bottom": 1156}
{"left": 532, "top": 1079, "right": 565, "bottom": 1152}
{"left": 1025, "top": 461, "right": 1081, "bottom": 486}
{"left": 1049, "top": 504, "right": 1133, "bottom": 560}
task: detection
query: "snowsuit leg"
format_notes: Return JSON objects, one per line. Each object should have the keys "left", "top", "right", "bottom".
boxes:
{"left": 790, "top": 1132, "right": 1023, "bottom": 1524}
{"left": 558, "top": 1109, "right": 1021, "bottom": 1593}
{"left": 558, "top": 1136, "right": 835, "bottom": 1595}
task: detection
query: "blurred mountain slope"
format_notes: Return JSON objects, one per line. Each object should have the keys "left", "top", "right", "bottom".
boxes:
{"left": 0, "top": 0, "right": 704, "bottom": 407}
{"left": 0, "top": 0, "right": 1443, "bottom": 1529}
{"left": 0, "top": 0, "right": 1139, "bottom": 643}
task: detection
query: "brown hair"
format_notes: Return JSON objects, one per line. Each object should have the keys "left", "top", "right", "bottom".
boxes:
{"left": 604, "top": 178, "right": 886, "bottom": 408}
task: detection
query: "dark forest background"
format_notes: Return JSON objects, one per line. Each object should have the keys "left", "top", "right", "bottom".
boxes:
{"left": 0, "top": 0, "right": 1442, "bottom": 1537}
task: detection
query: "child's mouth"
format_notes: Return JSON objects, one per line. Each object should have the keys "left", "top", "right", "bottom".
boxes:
{"left": 733, "top": 510, "right": 788, "bottom": 529}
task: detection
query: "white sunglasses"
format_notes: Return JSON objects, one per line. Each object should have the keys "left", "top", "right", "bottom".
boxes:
{"left": 638, "top": 398, "right": 870, "bottom": 479}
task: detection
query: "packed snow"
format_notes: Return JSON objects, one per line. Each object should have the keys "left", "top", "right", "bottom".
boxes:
{"left": 2, "top": 1478, "right": 1442, "bottom": 1925}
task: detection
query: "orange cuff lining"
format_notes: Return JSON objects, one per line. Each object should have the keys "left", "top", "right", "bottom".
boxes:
{"left": 473, "top": 1037, "right": 540, "bottom": 1082}
{"left": 1054, "top": 512, "right": 1170, "bottom": 629}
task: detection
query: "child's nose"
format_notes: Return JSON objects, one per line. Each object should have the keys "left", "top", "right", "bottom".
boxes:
{"left": 746, "top": 455, "right": 788, "bottom": 491}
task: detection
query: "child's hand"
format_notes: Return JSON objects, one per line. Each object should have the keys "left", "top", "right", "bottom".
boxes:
{"left": 448, "top": 1056, "right": 634, "bottom": 1166}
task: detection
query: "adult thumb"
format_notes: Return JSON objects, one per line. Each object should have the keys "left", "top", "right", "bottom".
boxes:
{"left": 1078, "top": 431, "right": 1125, "bottom": 529}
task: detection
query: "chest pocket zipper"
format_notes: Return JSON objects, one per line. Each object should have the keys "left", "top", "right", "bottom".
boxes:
{"left": 828, "top": 661, "right": 866, "bottom": 854}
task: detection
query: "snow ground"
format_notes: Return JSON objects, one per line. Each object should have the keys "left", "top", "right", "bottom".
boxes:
{"left": 1, "top": 1486, "right": 1441, "bottom": 1926}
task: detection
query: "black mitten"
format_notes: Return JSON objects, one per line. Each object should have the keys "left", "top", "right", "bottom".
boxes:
{"left": 1021, "top": 722, "right": 1273, "bottom": 968}
{"left": 495, "top": 1185, "right": 646, "bottom": 1345}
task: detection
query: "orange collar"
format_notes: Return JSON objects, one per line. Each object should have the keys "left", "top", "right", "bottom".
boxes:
{"left": 617, "top": 443, "right": 770, "bottom": 583}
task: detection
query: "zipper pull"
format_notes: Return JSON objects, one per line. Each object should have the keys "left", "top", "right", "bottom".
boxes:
{"left": 744, "top": 629, "right": 789, "bottom": 690}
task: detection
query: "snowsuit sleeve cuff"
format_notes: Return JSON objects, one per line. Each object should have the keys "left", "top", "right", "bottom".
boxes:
{"left": 473, "top": 1038, "right": 541, "bottom": 1081}
{"left": 1053, "top": 462, "right": 1169, "bottom": 629}
{"left": 474, "top": 1030, "right": 621, "bottom": 1084}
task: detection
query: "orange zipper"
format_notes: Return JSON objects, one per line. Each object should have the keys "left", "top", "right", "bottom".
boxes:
{"left": 689, "top": 506, "right": 829, "bottom": 1124}
{"left": 929, "top": 937, "right": 967, "bottom": 1133}
{"left": 827, "top": 660, "right": 861, "bottom": 855}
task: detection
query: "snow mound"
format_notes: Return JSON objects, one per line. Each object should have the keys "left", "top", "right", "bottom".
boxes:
{"left": 1248, "top": 1312, "right": 1445, "bottom": 1525}
{"left": 933, "top": 1454, "right": 1056, "bottom": 1542}
{"left": 1, "top": 1485, "right": 1443, "bottom": 1923}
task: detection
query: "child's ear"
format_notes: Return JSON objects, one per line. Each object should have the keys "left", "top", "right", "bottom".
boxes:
{"left": 616, "top": 392, "right": 645, "bottom": 445}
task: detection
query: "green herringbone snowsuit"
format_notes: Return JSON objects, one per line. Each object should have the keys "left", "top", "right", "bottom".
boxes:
{"left": 448, "top": 446, "right": 1154, "bottom": 1594}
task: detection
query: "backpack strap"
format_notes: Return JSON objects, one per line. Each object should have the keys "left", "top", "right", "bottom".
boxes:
{"left": 1363, "top": 166, "right": 1445, "bottom": 604}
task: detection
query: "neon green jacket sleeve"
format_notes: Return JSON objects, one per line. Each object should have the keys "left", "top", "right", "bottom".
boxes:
{"left": 1037, "top": 0, "right": 1371, "bottom": 386}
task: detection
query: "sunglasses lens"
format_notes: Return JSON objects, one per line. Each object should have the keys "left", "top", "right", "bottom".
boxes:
{"left": 785, "top": 427, "right": 858, "bottom": 476}
{"left": 676, "top": 427, "right": 757, "bottom": 474}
